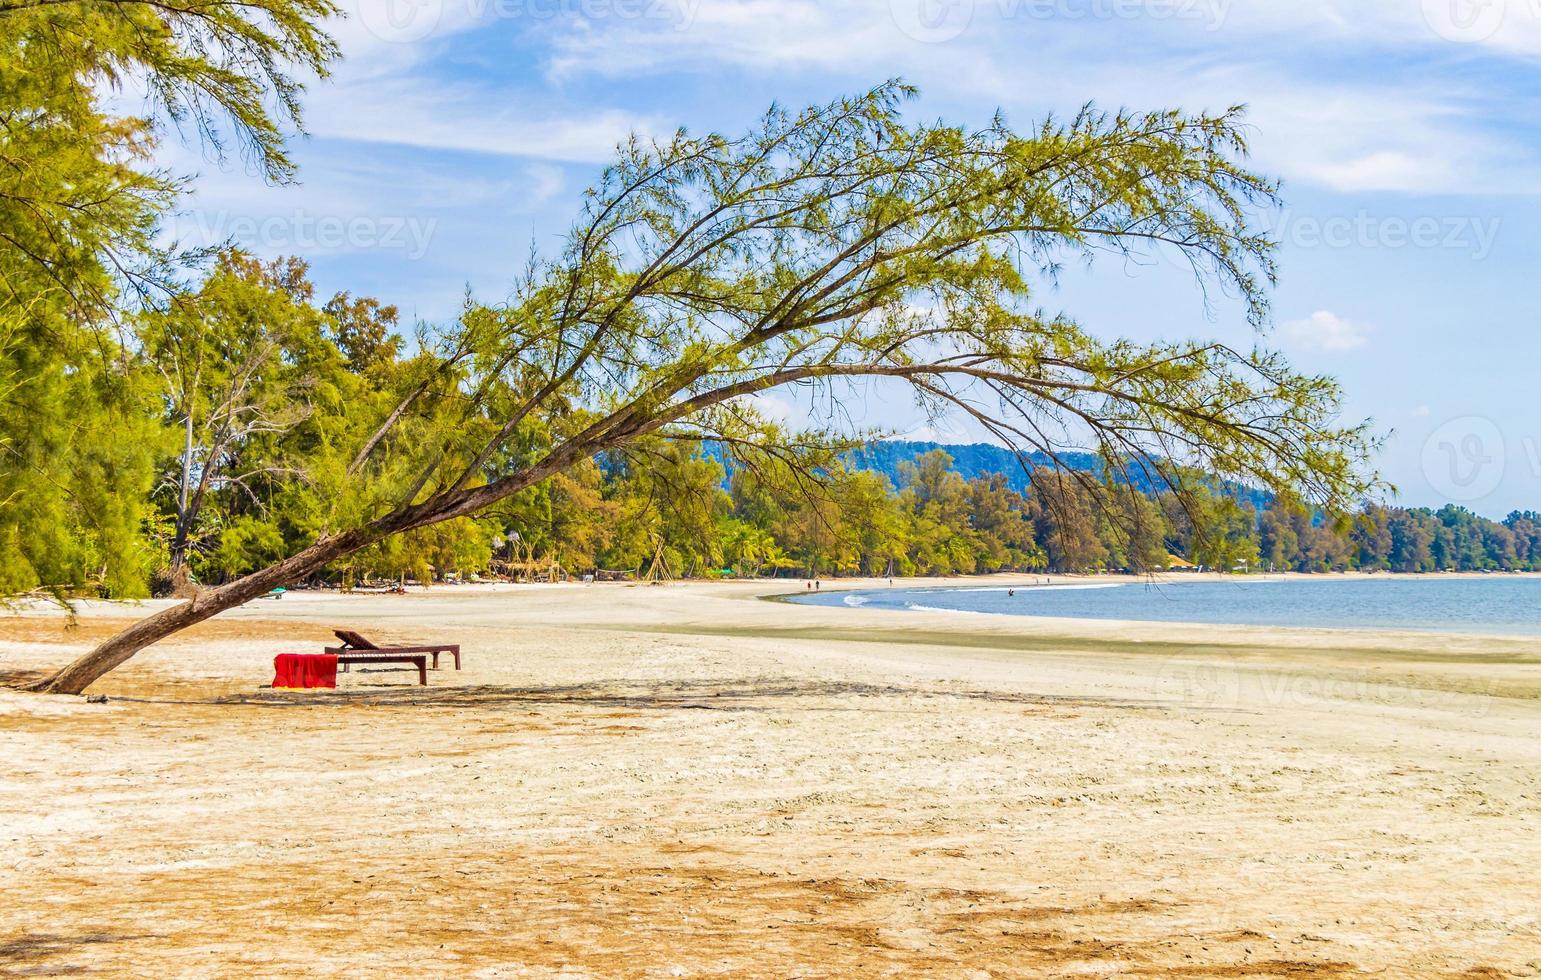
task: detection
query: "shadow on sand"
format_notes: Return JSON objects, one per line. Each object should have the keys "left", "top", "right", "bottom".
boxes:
{"left": 0, "top": 668, "right": 47, "bottom": 690}
{"left": 95, "top": 676, "right": 1162, "bottom": 713}
{"left": 0, "top": 932, "right": 156, "bottom": 974}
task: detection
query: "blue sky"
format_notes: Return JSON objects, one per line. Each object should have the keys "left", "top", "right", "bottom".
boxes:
{"left": 160, "top": 0, "right": 1541, "bottom": 516}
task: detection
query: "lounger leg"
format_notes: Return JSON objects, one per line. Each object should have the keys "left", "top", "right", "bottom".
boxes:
{"left": 431, "top": 651, "right": 439, "bottom": 670}
{"left": 452, "top": 645, "right": 461, "bottom": 670}
{"left": 418, "top": 659, "right": 427, "bottom": 686}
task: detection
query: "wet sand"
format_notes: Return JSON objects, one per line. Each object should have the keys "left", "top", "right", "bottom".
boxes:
{"left": 2, "top": 577, "right": 1538, "bottom": 977}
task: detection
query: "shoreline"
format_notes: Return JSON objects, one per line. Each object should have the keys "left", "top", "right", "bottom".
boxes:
{"left": 765, "top": 572, "right": 1541, "bottom": 641}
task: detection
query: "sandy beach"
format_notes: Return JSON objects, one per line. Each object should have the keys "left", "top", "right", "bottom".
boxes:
{"left": 2, "top": 576, "right": 1538, "bottom": 977}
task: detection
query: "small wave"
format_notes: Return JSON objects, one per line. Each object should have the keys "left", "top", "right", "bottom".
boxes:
{"left": 902, "top": 602, "right": 1005, "bottom": 616}
{"left": 842, "top": 594, "right": 869, "bottom": 607}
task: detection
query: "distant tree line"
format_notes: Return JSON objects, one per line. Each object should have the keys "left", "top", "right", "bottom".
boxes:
{"left": 484, "top": 451, "right": 1541, "bottom": 580}
{"left": 535, "top": 451, "right": 1541, "bottom": 579}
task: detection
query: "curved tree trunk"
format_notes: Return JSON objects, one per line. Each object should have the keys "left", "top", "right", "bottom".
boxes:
{"left": 23, "top": 451, "right": 570, "bottom": 695}
{"left": 28, "top": 530, "right": 368, "bottom": 695}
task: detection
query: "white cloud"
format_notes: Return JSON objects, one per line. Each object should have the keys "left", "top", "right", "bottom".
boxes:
{"left": 529, "top": 3, "right": 1525, "bottom": 195}
{"left": 744, "top": 392, "right": 796, "bottom": 423}
{"left": 1280, "top": 310, "right": 1371, "bottom": 351}
{"left": 308, "top": 79, "right": 648, "bottom": 161}
{"left": 327, "top": 0, "right": 487, "bottom": 63}
{"left": 134, "top": 0, "right": 1508, "bottom": 199}
{"left": 548, "top": 1, "right": 903, "bottom": 77}
{"left": 1411, "top": 404, "right": 1432, "bottom": 417}
{"left": 1306, "top": 151, "right": 1452, "bottom": 194}
{"left": 1217, "top": 0, "right": 1541, "bottom": 58}
{"left": 890, "top": 419, "right": 978, "bottom": 443}
{"left": 296, "top": 1, "right": 658, "bottom": 160}
{"left": 1233, "top": 78, "right": 1536, "bottom": 194}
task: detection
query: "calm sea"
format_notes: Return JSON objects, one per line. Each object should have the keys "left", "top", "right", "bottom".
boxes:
{"left": 789, "top": 576, "right": 1541, "bottom": 635}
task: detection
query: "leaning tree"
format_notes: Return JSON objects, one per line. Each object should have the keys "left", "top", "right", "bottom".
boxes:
{"left": 31, "top": 83, "right": 1374, "bottom": 693}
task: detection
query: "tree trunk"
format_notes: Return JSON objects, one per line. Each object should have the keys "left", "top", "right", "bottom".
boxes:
{"left": 24, "top": 451, "right": 571, "bottom": 694}
{"left": 28, "top": 530, "right": 367, "bottom": 695}
{"left": 169, "top": 413, "right": 196, "bottom": 573}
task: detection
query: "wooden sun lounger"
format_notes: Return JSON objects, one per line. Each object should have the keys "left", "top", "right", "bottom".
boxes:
{"left": 327, "top": 651, "right": 429, "bottom": 686}
{"left": 323, "top": 629, "right": 462, "bottom": 676}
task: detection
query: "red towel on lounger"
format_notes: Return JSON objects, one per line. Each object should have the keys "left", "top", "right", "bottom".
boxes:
{"left": 272, "top": 653, "right": 338, "bottom": 689}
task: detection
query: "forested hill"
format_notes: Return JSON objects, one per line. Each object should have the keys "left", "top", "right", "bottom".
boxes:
{"left": 698, "top": 439, "right": 1091, "bottom": 492}
{"left": 843, "top": 441, "right": 1273, "bottom": 510}
{"left": 847, "top": 441, "right": 1086, "bottom": 494}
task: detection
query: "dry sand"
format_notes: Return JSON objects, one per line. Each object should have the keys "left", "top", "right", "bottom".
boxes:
{"left": 2, "top": 576, "right": 1538, "bottom": 978}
